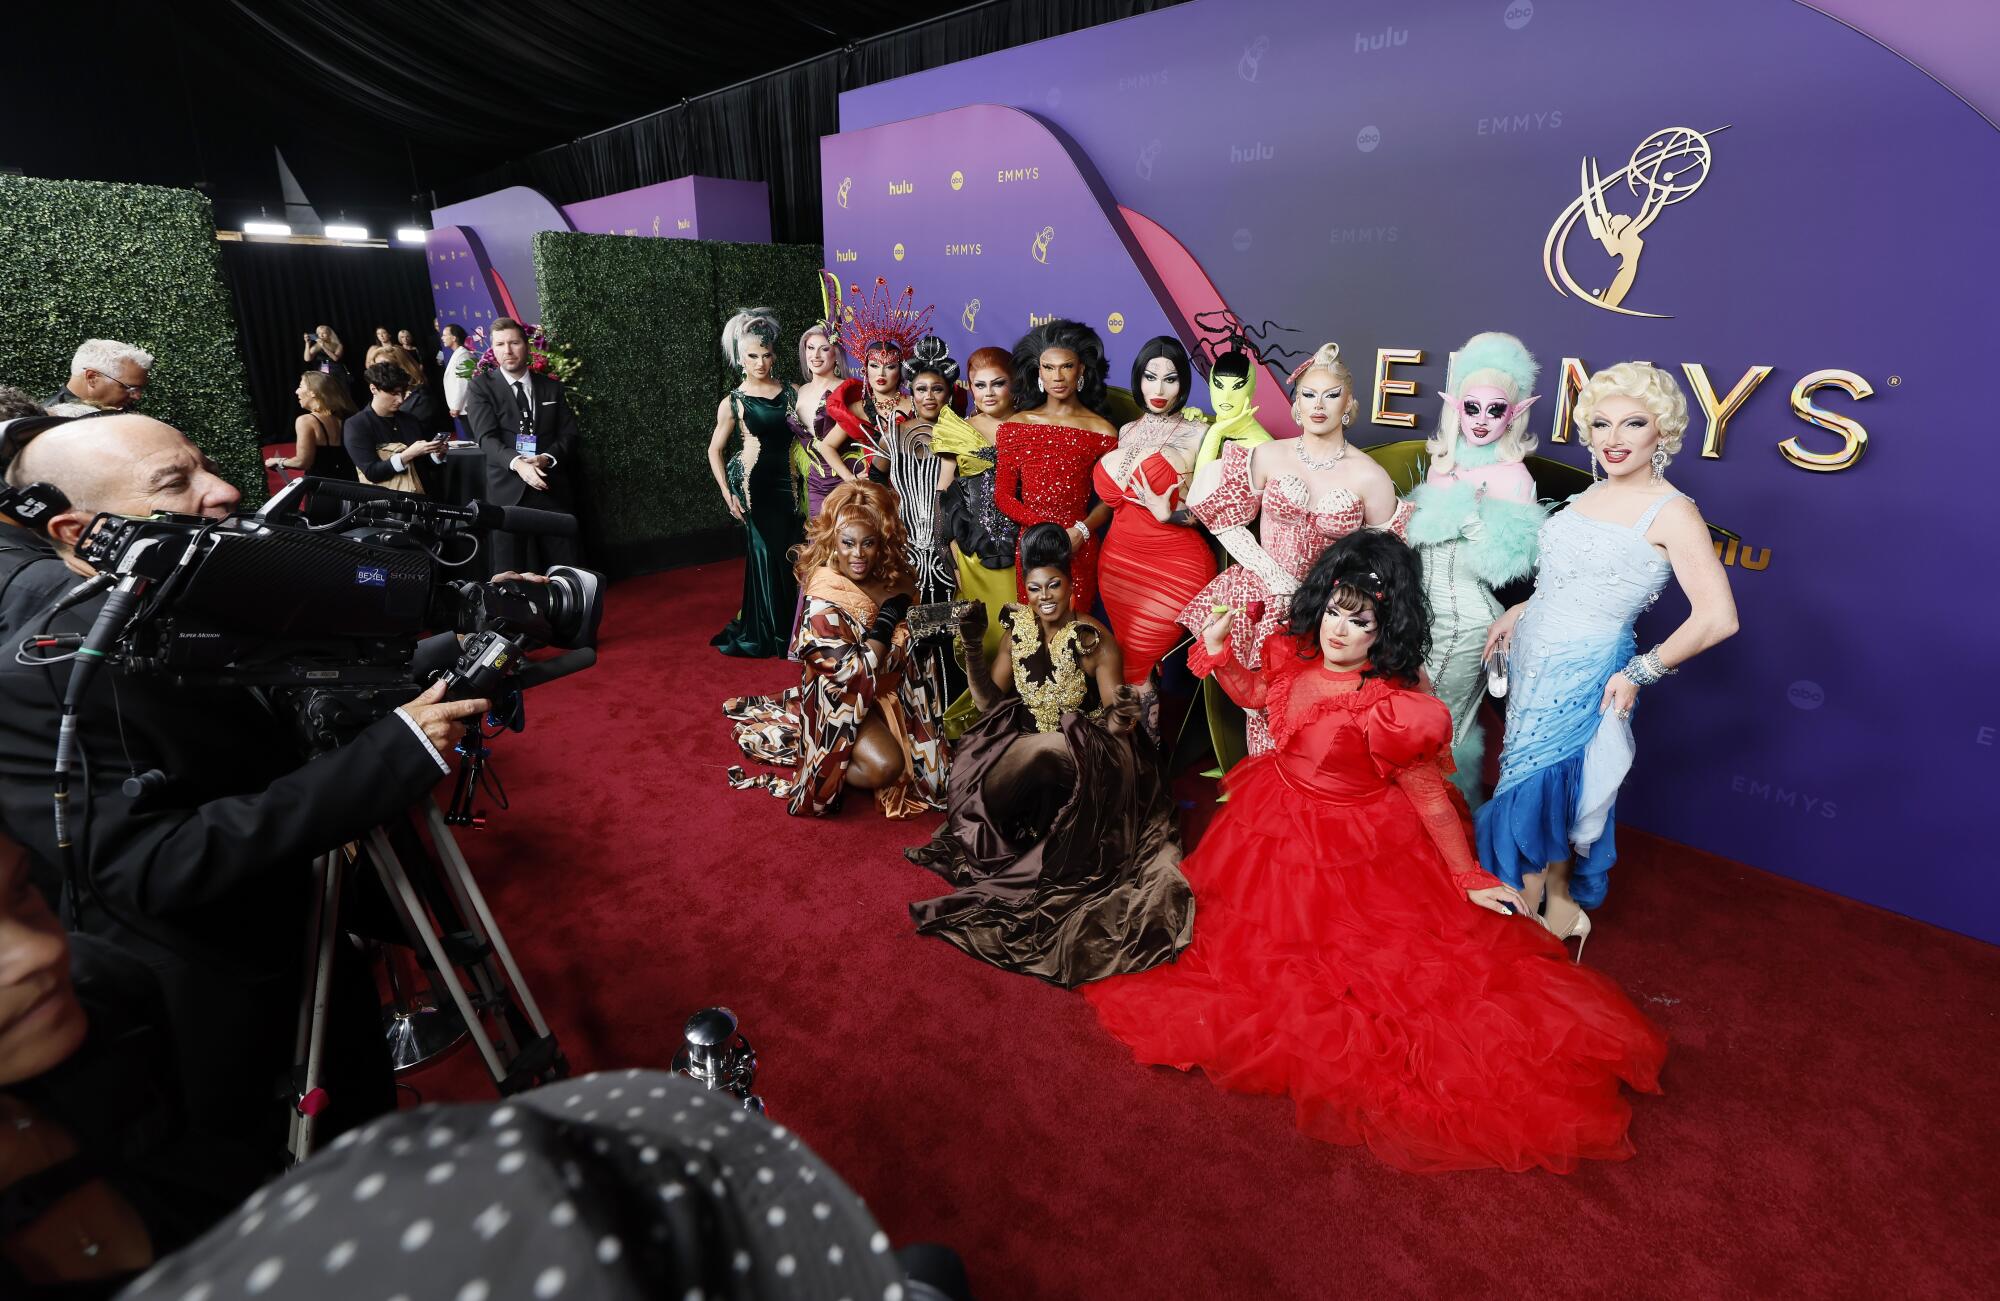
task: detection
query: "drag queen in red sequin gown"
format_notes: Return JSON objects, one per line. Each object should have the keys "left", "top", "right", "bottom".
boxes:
{"left": 994, "top": 320, "right": 1119, "bottom": 612}
{"left": 1088, "top": 532, "right": 1667, "bottom": 1174}
{"left": 1092, "top": 336, "right": 1216, "bottom": 685}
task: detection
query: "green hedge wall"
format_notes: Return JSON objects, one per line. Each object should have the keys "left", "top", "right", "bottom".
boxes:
{"left": 534, "top": 233, "right": 824, "bottom": 577}
{"left": 0, "top": 177, "right": 262, "bottom": 499}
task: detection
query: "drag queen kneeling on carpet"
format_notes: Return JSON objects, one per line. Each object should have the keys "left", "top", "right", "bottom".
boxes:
{"left": 1085, "top": 531, "right": 1667, "bottom": 1174}
{"left": 906, "top": 523, "right": 1194, "bottom": 986}
{"left": 725, "top": 481, "right": 947, "bottom": 819}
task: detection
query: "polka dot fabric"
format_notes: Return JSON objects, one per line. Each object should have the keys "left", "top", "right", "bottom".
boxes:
{"left": 117, "top": 1071, "right": 911, "bottom": 1299}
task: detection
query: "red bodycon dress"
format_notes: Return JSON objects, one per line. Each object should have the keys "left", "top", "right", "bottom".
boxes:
{"left": 1093, "top": 452, "right": 1218, "bottom": 684}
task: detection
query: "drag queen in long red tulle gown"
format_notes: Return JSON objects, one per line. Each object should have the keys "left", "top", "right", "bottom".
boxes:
{"left": 1086, "top": 532, "right": 1667, "bottom": 1174}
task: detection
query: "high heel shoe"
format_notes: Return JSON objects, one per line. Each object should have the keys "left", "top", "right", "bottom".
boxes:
{"left": 1549, "top": 908, "right": 1592, "bottom": 963}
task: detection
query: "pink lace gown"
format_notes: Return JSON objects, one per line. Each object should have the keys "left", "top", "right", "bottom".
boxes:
{"left": 1176, "top": 441, "right": 1412, "bottom": 754}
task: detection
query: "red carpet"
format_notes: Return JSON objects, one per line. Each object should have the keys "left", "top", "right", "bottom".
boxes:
{"left": 426, "top": 562, "right": 2000, "bottom": 1299}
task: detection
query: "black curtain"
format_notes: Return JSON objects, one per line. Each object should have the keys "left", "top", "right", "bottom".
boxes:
{"left": 217, "top": 240, "right": 437, "bottom": 443}
{"left": 438, "top": 0, "right": 1187, "bottom": 243}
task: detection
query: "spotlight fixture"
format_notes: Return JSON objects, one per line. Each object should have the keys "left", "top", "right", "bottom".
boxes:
{"left": 242, "top": 220, "right": 293, "bottom": 236}
{"left": 395, "top": 227, "right": 428, "bottom": 245}
{"left": 325, "top": 223, "right": 370, "bottom": 241}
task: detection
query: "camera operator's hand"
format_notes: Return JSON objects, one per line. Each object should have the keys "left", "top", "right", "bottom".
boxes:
{"left": 513, "top": 458, "right": 551, "bottom": 492}
{"left": 396, "top": 679, "right": 490, "bottom": 762}
{"left": 490, "top": 571, "right": 550, "bottom": 585}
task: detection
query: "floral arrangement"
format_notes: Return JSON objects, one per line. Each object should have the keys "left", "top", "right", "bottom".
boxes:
{"left": 455, "top": 323, "right": 585, "bottom": 394}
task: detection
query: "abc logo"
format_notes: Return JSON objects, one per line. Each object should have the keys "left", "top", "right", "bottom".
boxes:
{"left": 1786, "top": 680, "right": 1826, "bottom": 711}
{"left": 1356, "top": 125, "right": 1382, "bottom": 153}
{"left": 950, "top": 170, "right": 964, "bottom": 191}
{"left": 893, "top": 242, "right": 906, "bottom": 262}
{"left": 1107, "top": 312, "right": 1125, "bottom": 334}
{"left": 1231, "top": 228, "right": 1253, "bottom": 252}
{"left": 1504, "top": 1, "right": 1535, "bottom": 30}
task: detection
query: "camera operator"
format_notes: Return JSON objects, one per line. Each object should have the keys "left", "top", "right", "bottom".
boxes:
{"left": 0, "top": 412, "right": 490, "bottom": 1169}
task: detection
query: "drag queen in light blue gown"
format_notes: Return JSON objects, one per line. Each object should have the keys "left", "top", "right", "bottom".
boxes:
{"left": 1475, "top": 363, "right": 1738, "bottom": 957}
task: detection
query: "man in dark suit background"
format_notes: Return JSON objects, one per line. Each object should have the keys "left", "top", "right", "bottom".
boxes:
{"left": 460, "top": 317, "right": 582, "bottom": 575}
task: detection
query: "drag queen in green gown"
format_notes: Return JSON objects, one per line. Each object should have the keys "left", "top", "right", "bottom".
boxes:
{"left": 1403, "top": 332, "right": 1548, "bottom": 805}
{"left": 708, "top": 308, "right": 803, "bottom": 657}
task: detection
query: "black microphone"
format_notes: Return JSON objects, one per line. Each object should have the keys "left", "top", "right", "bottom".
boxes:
{"left": 512, "top": 647, "right": 596, "bottom": 692}
{"left": 465, "top": 500, "right": 579, "bottom": 538}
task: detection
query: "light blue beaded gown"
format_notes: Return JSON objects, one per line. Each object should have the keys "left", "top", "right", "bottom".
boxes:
{"left": 1475, "top": 490, "right": 1681, "bottom": 908}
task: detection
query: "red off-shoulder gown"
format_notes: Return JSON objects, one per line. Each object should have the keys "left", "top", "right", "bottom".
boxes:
{"left": 1092, "top": 452, "right": 1218, "bottom": 685}
{"left": 993, "top": 419, "right": 1119, "bottom": 611}
{"left": 1085, "top": 634, "right": 1668, "bottom": 1174}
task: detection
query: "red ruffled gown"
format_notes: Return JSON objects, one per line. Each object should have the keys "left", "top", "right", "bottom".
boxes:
{"left": 994, "top": 419, "right": 1119, "bottom": 612}
{"left": 1085, "top": 633, "right": 1667, "bottom": 1174}
{"left": 1093, "top": 450, "right": 1217, "bottom": 685}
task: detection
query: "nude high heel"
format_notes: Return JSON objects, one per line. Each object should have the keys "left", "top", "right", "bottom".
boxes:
{"left": 1555, "top": 909, "right": 1592, "bottom": 963}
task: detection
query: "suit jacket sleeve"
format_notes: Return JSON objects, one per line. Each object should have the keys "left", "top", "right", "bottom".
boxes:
{"left": 343, "top": 411, "right": 403, "bottom": 484}
{"left": 465, "top": 373, "right": 517, "bottom": 473}
{"left": 0, "top": 665, "right": 447, "bottom": 920}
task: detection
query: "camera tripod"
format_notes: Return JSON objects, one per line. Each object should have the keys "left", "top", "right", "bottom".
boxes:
{"left": 286, "top": 797, "right": 566, "bottom": 1163}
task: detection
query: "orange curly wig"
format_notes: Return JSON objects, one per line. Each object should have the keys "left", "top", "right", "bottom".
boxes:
{"left": 791, "top": 480, "right": 914, "bottom": 589}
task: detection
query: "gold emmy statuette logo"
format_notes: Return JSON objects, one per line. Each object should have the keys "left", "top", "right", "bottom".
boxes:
{"left": 950, "top": 170, "right": 965, "bottom": 191}
{"left": 651, "top": 215, "right": 661, "bottom": 235}
{"left": 893, "top": 242, "right": 906, "bottom": 262}
{"left": 837, "top": 176, "right": 853, "bottom": 208}
{"left": 1544, "top": 125, "right": 1726, "bottom": 319}
{"left": 1031, "top": 225, "right": 1055, "bottom": 264}
{"left": 962, "top": 299, "right": 981, "bottom": 332}
{"left": 1107, "top": 311, "right": 1125, "bottom": 334}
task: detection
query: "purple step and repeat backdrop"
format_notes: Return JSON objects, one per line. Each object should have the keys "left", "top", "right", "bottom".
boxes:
{"left": 425, "top": 176, "right": 772, "bottom": 330}
{"left": 824, "top": 0, "right": 2000, "bottom": 942}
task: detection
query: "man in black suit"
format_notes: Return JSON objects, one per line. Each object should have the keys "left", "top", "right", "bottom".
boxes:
{"left": 460, "top": 317, "right": 582, "bottom": 576}
{"left": 0, "top": 412, "right": 489, "bottom": 1169}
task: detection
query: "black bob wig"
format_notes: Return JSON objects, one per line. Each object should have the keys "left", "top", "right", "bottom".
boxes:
{"left": 1128, "top": 335, "right": 1193, "bottom": 416}
{"left": 1285, "top": 530, "right": 1431, "bottom": 684}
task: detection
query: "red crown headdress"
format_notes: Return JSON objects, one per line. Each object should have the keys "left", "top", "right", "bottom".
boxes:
{"left": 836, "top": 276, "right": 935, "bottom": 360}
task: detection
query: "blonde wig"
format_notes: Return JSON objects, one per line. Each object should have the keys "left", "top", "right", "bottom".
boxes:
{"left": 1574, "top": 361, "right": 1690, "bottom": 465}
{"left": 791, "top": 480, "right": 914, "bottom": 591}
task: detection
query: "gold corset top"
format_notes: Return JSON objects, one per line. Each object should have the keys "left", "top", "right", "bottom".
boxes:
{"left": 1005, "top": 606, "right": 1091, "bottom": 732}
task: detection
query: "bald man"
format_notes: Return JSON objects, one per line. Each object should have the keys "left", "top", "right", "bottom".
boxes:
{"left": 0, "top": 412, "right": 488, "bottom": 1173}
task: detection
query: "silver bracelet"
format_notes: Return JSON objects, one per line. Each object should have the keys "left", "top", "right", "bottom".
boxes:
{"left": 1071, "top": 519, "right": 1090, "bottom": 542}
{"left": 1621, "top": 647, "right": 1674, "bottom": 687}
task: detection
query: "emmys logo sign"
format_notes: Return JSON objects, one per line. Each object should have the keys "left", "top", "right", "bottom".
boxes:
{"left": 1504, "top": 1, "right": 1535, "bottom": 29}
{"left": 836, "top": 176, "right": 852, "bottom": 208}
{"left": 998, "top": 167, "right": 1041, "bottom": 183}
{"left": 1118, "top": 68, "right": 1170, "bottom": 92}
{"left": 834, "top": 249, "right": 858, "bottom": 263}
{"left": 1229, "top": 141, "right": 1275, "bottom": 164}
{"left": 1355, "top": 26, "right": 1407, "bottom": 52}
{"left": 1030, "top": 226, "right": 1055, "bottom": 264}
{"left": 1239, "top": 36, "right": 1270, "bottom": 82}
{"left": 888, "top": 180, "right": 914, "bottom": 196}
{"left": 1137, "top": 139, "right": 1163, "bottom": 180}
{"left": 1331, "top": 226, "right": 1400, "bottom": 244}
{"left": 944, "top": 242, "right": 982, "bottom": 256}
{"left": 1729, "top": 774, "right": 1838, "bottom": 819}
{"left": 1544, "top": 125, "right": 1726, "bottom": 319}
{"left": 1356, "top": 125, "right": 1382, "bottom": 153}
{"left": 1479, "top": 110, "right": 1564, "bottom": 134}
{"left": 962, "top": 299, "right": 980, "bottom": 332}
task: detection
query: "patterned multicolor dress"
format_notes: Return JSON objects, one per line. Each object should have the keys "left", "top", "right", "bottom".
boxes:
{"left": 726, "top": 568, "right": 947, "bottom": 819}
